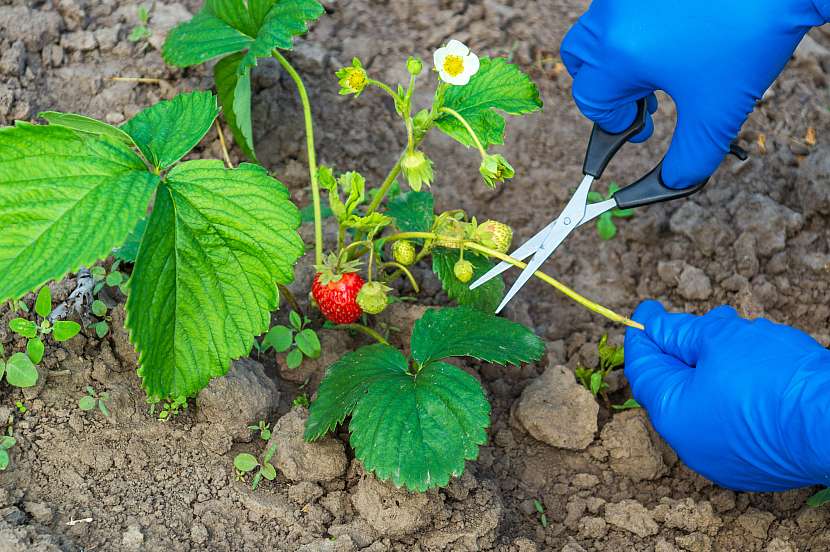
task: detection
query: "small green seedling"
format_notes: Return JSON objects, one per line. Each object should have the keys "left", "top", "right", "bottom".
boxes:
{"left": 234, "top": 443, "right": 278, "bottom": 491}
{"left": 148, "top": 395, "right": 188, "bottom": 421}
{"left": 808, "top": 488, "right": 830, "bottom": 508}
{"left": 14, "top": 401, "right": 26, "bottom": 414}
{"left": 0, "top": 431, "right": 16, "bottom": 471}
{"left": 90, "top": 261, "right": 128, "bottom": 296}
{"left": 576, "top": 334, "right": 625, "bottom": 399}
{"left": 292, "top": 393, "right": 310, "bottom": 408}
{"left": 257, "top": 311, "right": 321, "bottom": 370}
{"left": 533, "top": 499, "right": 548, "bottom": 528}
{"left": 128, "top": 5, "right": 152, "bottom": 43}
{"left": 78, "top": 386, "right": 111, "bottom": 417}
{"left": 612, "top": 398, "right": 641, "bottom": 411}
{"left": 248, "top": 420, "right": 272, "bottom": 441}
{"left": 587, "top": 183, "right": 634, "bottom": 240}
{"left": 90, "top": 299, "right": 112, "bottom": 338}
{"left": 9, "top": 286, "right": 81, "bottom": 364}
{"left": 0, "top": 343, "right": 38, "bottom": 389}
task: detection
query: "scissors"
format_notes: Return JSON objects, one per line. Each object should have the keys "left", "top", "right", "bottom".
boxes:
{"left": 470, "top": 98, "right": 747, "bottom": 313}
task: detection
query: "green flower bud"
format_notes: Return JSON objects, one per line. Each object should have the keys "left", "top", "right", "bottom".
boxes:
{"left": 401, "top": 150, "right": 434, "bottom": 192}
{"left": 407, "top": 56, "right": 423, "bottom": 76}
{"left": 479, "top": 153, "right": 515, "bottom": 188}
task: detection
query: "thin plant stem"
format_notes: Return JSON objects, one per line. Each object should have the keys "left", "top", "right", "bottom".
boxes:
{"left": 215, "top": 120, "right": 233, "bottom": 169}
{"left": 333, "top": 323, "right": 389, "bottom": 345}
{"left": 439, "top": 107, "right": 486, "bottom": 158}
{"left": 381, "top": 261, "right": 419, "bottom": 292}
{"left": 277, "top": 284, "right": 302, "bottom": 315}
{"left": 367, "top": 79, "right": 400, "bottom": 103}
{"left": 273, "top": 50, "right": 323, "bottom": 265}
{"left": 110, "top": 76, "right": 162, "bottom": 84}
{"left": 365, "top": 150, "right": 405, "bottom": 215}
{"left": 382, "top": 232, "right": 643, "bottom": 329}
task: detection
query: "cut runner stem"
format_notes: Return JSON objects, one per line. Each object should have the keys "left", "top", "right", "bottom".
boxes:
{"left": 382, "top": 232, "right": 644, "bottom": 330}
{"left": 273, "top": 50, "right": 324, "bottom": 266}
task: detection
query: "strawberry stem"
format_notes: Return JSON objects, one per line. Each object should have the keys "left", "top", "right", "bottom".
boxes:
{"left": 273, "top": 50, "right": 323, "bottom": 266}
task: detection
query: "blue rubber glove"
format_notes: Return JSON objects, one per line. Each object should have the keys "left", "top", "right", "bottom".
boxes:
{"left": 625, "top": 301, "right": 830, "bottom": 492}
{"left": 561, "top": 0, "right": 829, "bottom": 188}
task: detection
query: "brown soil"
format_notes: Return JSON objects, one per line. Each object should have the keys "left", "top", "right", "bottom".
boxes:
{"left": 3, "top": 0, "right": 830, "bottom": 550}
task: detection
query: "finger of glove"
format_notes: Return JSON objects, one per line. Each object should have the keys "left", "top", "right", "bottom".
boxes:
{"left": 661, "top": 91, "right": 754, "bottom": 189}
{"left": 624, "top": 323, "right": 694, "bottom": 419}
{"left": 631, "top": 300, "right": 738, "bottom": 367}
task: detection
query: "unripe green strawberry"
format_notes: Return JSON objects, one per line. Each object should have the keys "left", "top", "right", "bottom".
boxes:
{"left": 475, "top": 220, "right": 513, "bottom": 254}
{"left": 433, "top": 218, "right": 467, "bottom": 249}
{"left": 453, "top": 259, "right": 474, "bottom": 283}
{"left": 392, "top": 240, "right": 416, "bottom": 266}
{"left": 356, "top": 281, "right": 392, "bottom": 315}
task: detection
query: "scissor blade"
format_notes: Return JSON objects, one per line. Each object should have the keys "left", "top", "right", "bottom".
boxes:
{"left": 468, "top": 218, "right": 559, "bottom": 290}
{"left": 494, "top": 174, "right": 597, "bottom": 313}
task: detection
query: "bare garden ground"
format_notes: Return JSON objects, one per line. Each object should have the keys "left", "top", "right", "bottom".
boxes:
{"left": 2, "top": 0, "right": 830, "bottom": 550}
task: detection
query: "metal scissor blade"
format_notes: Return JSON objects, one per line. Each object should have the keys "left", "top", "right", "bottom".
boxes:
{"left": 494, "top": 174, "right": 596, "bottom": 313}
{"left": 468, "top": 218, "right": 559, "bottom": 290}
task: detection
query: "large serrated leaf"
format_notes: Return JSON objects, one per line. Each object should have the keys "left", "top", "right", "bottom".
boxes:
{"left": 38, "top": 112, "right": 137, "bottom": 147}
{"left": 411, "top": 306, "right": 544, "bottom": 367}
{"left": 126, "top": 160, "right": 303, "bottom": 398}
{"left": 432, "top": 248, "right": 504, "bottom": 312}
{"left": 0, "top": 123, "right": 158, "bottom": 302}
{"left": 163, "top": 0, "right": 323, "bottom": 161}
{"left": 386, "top": 191, "right": 434, "bottom": 233}
{"left": 305, "top": 344, "right": 408, "bottom": 441}
{"left": 214, "top": 52, "right": 256, "bottom": 161}
{"left": 122, "top": 91, "right": 220, "bottom": 170}
{"left": 436, "top": 57, "right": 542, "bottom": 148}
{"left": 348, "top": 360, "right": 490, "bottom": 492}
{"left": 162, "top": 9, "right": 253, "bottom": 67}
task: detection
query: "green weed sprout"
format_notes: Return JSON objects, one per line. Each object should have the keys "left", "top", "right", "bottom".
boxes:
{"left": 8, "top": 286, "right": 81, "bottom": 365}
{"left": 234, "top": 443, "right": 278, "bottom": 491}
{"left": 78, "top": 386, "right": 111, "bottom": 418}
{"left": 255, "top": 311, "right": 321, "bottom": 369}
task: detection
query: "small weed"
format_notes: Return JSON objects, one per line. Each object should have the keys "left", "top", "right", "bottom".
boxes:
{"left": 576, "top": 335, "right": 625, "bottom": 401}
{"left": 248, "top": 420, "right": 272, "bottom": 441}
{"left": 90, "top": 261, "right": 128, "bottom": 296}
{"left": 9, "top": 286, "right": 81, "bottom": 365}
{"left": 90, "top": 299, "right": 112, "bottom": 338}
{"left": 0, "top": 343, "right": 39, "bottom": 389}
{"left": 255, "top": 311, "right": 321, "bottom": 370}
{"left": 533, "top": 499, "right": 548, "bottom": 528}
{"left": 808, "top": 488, "right": 830, "bottom": 508}
{"left": 292, "top": 393, "right": 310, "bottom": 408}
{"left": 14, "top": 401, "right": 26, "bottom": 414}
{"left": 7, "top": 299, "right": 28, "bottom": 314}
{"left": 234, "top": 443, "right": 278, "bottom": 491}
{"left": 78, "top": 386, "right": 111, "bottom": 417}
{"left": 0, "top": 430, "right": 16, "bottom": 471}
{"left": 148, "top": 395, "right": 188, "bottom": 421}
{"left": 128, "top": 5, "right": 152, "bottom": 43}
{"left": 612, "top": 398, "right": 641, "bottom": 411}
{"left": 587, "top": 183, "right": 635, "bottom": 240}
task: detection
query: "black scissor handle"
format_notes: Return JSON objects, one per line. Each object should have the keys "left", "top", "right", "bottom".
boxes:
{"left": 612, "top": 161, "right": 706, "bottom": 209}
{"left": 582, "top": 98, "right": 649, "bottom": 179}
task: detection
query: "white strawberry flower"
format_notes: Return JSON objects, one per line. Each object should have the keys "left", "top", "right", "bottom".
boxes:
{"left": 433, "top": 39, "right": 480, "bottom": 86}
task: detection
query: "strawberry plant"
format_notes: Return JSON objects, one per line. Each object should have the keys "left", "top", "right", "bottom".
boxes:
{"left": 0, "top": 90, "right": 305, "bottom": 400}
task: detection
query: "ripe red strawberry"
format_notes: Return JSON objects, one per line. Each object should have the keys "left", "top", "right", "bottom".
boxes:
{"left": 312, "top": 253, "right": 365, "bottom": 324}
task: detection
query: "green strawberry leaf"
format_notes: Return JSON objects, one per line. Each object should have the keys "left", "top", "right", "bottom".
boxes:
{"left": 410, "top": 306, "right": 544, "bottom": 368}
{"left": 121, "top": 91, "right": 220, "bottom": 170}
{"left": 386, "top": 191, "right": 434, "bottom": 233}
{"left": 5, "top": 352, "right": 39, "bottom": 388}
{"left": 26, "top": 338, "right": 44, "bottom": 365}
{"left": 162, "top": 6, "right": 253, "bottom": 67}
{"left": 0, "top": 123, "right": 158, "bottom": 304}
{"left": 53, "top": 321, "right": 81, "bottom": 342}
{"left": 348, "top": 360, "right": 490, "bottom": 492}
{"left": 436, "top": 57, "right": 542, "bottom": 149}
{"left": 432, "top": 248, "right": 504, "bottom": 312}
{"left": 9, "top": 319, "right": 37, "bottom": 339}
{"left": 126, "top": 160, "right": 304, "bottom": 398}
{"left": 38, "top": 112, "right": 137, "bottom": 147}
{"left": 164, "top": 1, "right": 324, "bottom": 160}
{"left": 214, "top": 52, "right": 256, "bottom": 161}
{"left": 305, "top": 344, "right": 407, "bottom": 441}
{"left": 34, "top": 286, "right": 51, "bottom": 318}
{"left": 808, "top": 487, "right": 830, "bottom": 508}
{"left": 114, "top": 217, "right": 147, "bottom": 263}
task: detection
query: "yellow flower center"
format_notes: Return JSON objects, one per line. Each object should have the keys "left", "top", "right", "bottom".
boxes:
{"left": 443, "top": 55, "right": 464, "bottom": 77}
{"left": 348, "top": 70, "right": 366, "bottom": 90}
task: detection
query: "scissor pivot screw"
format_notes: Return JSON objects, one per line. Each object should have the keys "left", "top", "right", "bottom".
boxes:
{"left": 563, "top": 217, "right": 572, "bottom": 225}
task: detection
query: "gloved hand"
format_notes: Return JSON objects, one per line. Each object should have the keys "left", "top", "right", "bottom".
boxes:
{"left": 561, "top": 0, "right": 829, "bottom": 188}
{"left": 625, "top": 300, "right": 830, "bottom": 492}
